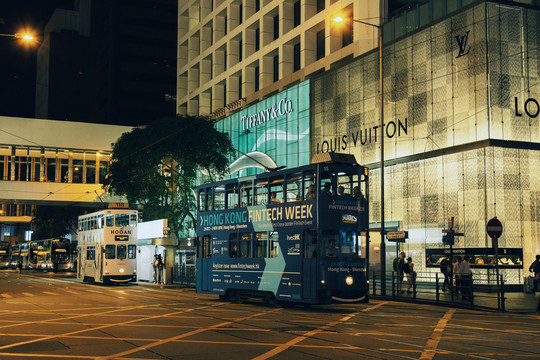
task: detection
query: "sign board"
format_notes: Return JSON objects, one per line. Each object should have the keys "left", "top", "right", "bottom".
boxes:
{"left": 442, "top": 234, "right": 455, "bottom": 245}
{"left": 486, "top": 217, "right": 503, "bottom": 239}
{"left": 387, "top": 231, "right": 408, "bottom": 241}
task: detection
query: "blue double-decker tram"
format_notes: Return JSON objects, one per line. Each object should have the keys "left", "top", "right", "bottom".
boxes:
{"left": 196, "top": 153, "right": 369, "bottom": 305}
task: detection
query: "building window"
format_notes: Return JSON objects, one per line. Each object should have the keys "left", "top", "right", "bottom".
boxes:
{"left": 294, "top": 1, "right": 300, "bottom": 27}
{"left": 316, "top": 29, "right": 325, "bottom": 60}
{"left": 238, "top": 75, "right": 242, "bottom": 98}
{"left": 273, "top": 15, "right": 279, "bottom": 40}
{"left": 342, "top": 21, "right": 353, "bottom": 47}
{"left": 255, "top": 28, "right": 260, "bottom": 51}
{"left": 256, "top": 0, "right": 260, "bottom": 12}
{"left": 224, "top": 49, "right": 227, "bottom": 70}
{"left": 239, "top": 39, "right": 243, "bottom": 62}
{"left": 293, "top": 43, "right": 300, "bottom": 72}
{"left": 255, "top": 66, "right": 259, "bottom": 91}
{"left": 317, "top": 0, "right": 325, "bottom": 13}
{"left": 273, "top": 55, "right": 279, "bottom": 82}
{"left": 225, "top": 16, "right": 228, "bottom": 36}
{"left": 239, "top": 4, "right": 243, "bottom": 24}
{"left": 223, "top": 83, "right": 227, "bottom": 107}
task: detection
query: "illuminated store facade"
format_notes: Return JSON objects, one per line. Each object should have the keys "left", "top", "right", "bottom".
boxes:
{"left": 216, "top": 1, "right": 540, "bottom": 284}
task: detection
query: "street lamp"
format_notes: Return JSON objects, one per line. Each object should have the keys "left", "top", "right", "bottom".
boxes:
{"left": 0, "top": 32, "right": 34, "bottom": 40}
{"left": 334, "top": 15, "right": 386, "bottom": 295}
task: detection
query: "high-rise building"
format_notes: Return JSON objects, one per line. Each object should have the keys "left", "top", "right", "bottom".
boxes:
{"left": 177, "top": 0, "right": 386, "bottom": 117}
{"left": 36, "top": 0, "right": 178, "bottom": 126}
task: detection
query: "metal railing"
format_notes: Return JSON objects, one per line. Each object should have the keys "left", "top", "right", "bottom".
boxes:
{"left": 371, "top": 270, "right": 511, "bottom": 311}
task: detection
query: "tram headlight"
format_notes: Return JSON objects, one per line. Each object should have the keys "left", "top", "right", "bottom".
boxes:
{"left": 345, "top": 276, "right": 354, "bottom": 286}
{"left": 119, "top": 268, "right": 125, "bottom": 273}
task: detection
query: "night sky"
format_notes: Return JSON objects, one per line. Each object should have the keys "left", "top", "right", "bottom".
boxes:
{"left": 0, "top": 1, "right": 73, "bottom": 118}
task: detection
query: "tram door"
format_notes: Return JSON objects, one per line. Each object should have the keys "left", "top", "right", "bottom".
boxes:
{"left": 302, "top": 230, "right": 317, "bottom": 299}
{"left": 199, "top": 235, "right": 212, "bottom": 291}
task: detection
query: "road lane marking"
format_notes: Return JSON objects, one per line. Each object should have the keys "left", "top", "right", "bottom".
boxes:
{"left": 1, "top": 294, "right": 12, "bottom": 298}
{"left": 0, "top": 353, "right": 94, "bottom": 359}
{"left": 42, "top": 291, "right": 55, "bottom": 296}
{"left": 97, "top": 306, "right": 282, "bottom": 360}
{"left": 362, "top": 301, "right": 389, "bottom": 312}
{"left": 251, "top": 310, "right": 361, "bottom": 360}
{"left": 21, "top": 292, "right": 34, "bottom": 297}
{"left": 419, "top": 308, "right": 456, "bottom": 360}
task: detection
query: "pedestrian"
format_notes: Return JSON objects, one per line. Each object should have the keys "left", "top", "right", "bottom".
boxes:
{"left": 17, "top": 259, "right": 22, "bottom": 274}
{"left": 458, "top": 255, "right": 473, "bottom": 301}
{"left": 440, "top": 255, "right": 451, "bottom": 291}
{"left": 153, "top": 255, "right": 159, "bottom": 283}
{"left": 156, "top": 254, "right": 164, "bottom": 284}
{"left": 403, "top": 257, "right": 415, "bottom": 294}
{"left": 529, "top": 255, "right": 540, "bottom": 292}
{"left": 393, "top": 251, "right": 406, "bottom": 294}
{"left": 453, "top": 257, "right": 461, "bottom": 295}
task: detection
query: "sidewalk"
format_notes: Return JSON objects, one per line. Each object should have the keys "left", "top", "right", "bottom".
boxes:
{"left": 373, "top": 287, "right": 540, "bottom": 313}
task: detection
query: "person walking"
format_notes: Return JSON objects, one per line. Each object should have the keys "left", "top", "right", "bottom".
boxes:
{"left": 529, "top": 255, "right": 540, "bottom": 292}
{"left": 440, "top": 255, "right": 451, "bottom": 291}
{"left": 458, "top": 255, "right": 473, "bottom": 301}
{"left": 154, "top": 254, "right": 164, "bottom": 284}
{"left": 403, "top": 257, "right": 415, "bottom": 294}
{"left": 393, "top": 252, "right": 406, "bottom": 294}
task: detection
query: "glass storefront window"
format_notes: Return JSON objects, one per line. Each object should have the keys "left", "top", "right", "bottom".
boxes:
{"left": 85, "top": 160, "right": 96, "bottom": 184}
{"left": 73, "top": 160, "right": 83, "bottom": 183}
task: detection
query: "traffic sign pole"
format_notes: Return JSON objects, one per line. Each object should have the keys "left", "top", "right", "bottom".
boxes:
{"left": 487, "top": 217, "right": 503, "bottom": 310}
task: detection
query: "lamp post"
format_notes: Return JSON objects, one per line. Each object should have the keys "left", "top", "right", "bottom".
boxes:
{"left": 334, "top": 16, "right": 386, "bottom": 295}
{"left": 0, "top": 33, "right": 35, "bottom": 41}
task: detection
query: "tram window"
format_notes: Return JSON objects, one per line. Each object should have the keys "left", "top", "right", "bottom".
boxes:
{"left": 198, "top": 189, "right": 206, "bottom": 212}
{"left": 255, "top": 232, "right": 268, "bottom": 258}
{"left": 205, "top": 190, "right": 213, "bottom": 211}
{"left": 229, "top": 233, "right": 238, "bottom": 258}
{"left": 130, "top": 213, "right": 137, "bottom": 227}
{"left": 269, "top": 232, "right": 279, "bottom": 258}
{"left": 286, "top": 173, "right": 302, "bottom": 202}
{"left": 105, "top": 245, "right": 115, "bottom": 259}
{"left": 254, "top": 180, "right": 268, "bottom": 205}
{"left": 303, "top": 230, "right": 317, "bottom": 258}
{"left": 106, "top": 214, "right": 114, "bottom": 227}
{"left": 269, "top": 178, "right": 283, "bottom": 203}
{"left": 240, "top": 181, "right": 252, "bottom": 207}
{"left": 214, "top": 186, "right": 225, "bottom": 210}
{"left": 321, "top": 172, "right": 335, "bottom": 197}
{"left": 226, "top": 183, "right": 239, "bottom": 208}
{"left": 341, "top": 231, "right": 358, "bottom": 257}
{"left": 239, "top": 232, "right": 251, "bottom": 258}
{"left": 117, "top": 245, "right": 127, "bottom": 260}
{"left": 128, "top": 245, "right": 136, "bottom": 259}
{"left": 321, "top": 230, "right": 339, "bottom": 258}
{"left": 115, "top": 214, "right": 129, "bottom": 227}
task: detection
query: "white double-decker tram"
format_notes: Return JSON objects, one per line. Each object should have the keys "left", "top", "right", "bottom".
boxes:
{"left": 77, "top": 207, "right": 138, "bottom": 284}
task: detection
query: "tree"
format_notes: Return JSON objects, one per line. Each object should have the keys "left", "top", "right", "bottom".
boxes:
{"left": 31, "top": 206, "right": 84, "bottom": 239}
{"left": 103, "top": 115, "right": 234, "bottom": 240}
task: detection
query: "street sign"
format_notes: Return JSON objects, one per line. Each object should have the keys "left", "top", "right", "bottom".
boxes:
{"left": 442, "top": 234, "right": 455, "bottom": 245}
{"left": 486, "top": 217, "right": 503, "bottom": 239}
{"left": 386, "top": 231, "right": 408, "bottom": 241}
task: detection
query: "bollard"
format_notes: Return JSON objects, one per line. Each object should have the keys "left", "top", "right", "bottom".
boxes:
{"left": 436, "top": 273, "right": 440, "bottom": 302}
{"left": 372, "top": 272, "right": 377, "bottom": 296}
{"left": 392, "top": 271, "right": 395, "bottom": 297}
{"left": 500, "top": 275, "right": 505, "bottom": 312}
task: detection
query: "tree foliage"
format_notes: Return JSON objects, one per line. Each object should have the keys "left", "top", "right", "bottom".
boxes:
{"left": 31, "top": 206, "right": 84, "bottom": 239}
{"left": 103, "top": 115, "right": 234, "bottom": 239}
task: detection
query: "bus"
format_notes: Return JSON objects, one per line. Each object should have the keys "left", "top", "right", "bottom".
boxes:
{"left": 10, "top": 242, "right": 30, "bottom": 269}
{"left": 0, "top": 241, "right": 10, "bottom": 269}
{"left": 32, "top": 238, "right": 73, "bottom": 272}
{"left": 77, "top": 208, "right": 138, "bottom": 284}
{"left": 196, "top": 153, "right": 370, "bottom": 305}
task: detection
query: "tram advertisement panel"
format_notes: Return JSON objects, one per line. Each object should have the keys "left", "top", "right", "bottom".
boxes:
{"left": 198, "top": 201, "right": 316, "bottom": 301}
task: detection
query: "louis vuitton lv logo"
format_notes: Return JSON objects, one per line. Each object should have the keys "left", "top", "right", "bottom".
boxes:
{"left": 455, "top": 30, "right": 471, "bottom": 58}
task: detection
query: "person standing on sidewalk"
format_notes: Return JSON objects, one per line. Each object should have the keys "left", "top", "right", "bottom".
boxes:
{"left": 458, "top": 255, "right": 473, "bottom": 301}
{"left": 453, "top": 257, "right": 461, "bottom": 295}
{"left": 529, "top": 255, "right": 540, "bottom": 292}
{"left": 404, "top": 257, "right": 415, "bottom": 294}
{"left": 440, "top": 255, "right": 451, "bottom": 291}
{"left": 393, "top": 252, "right": 406, "bottom": 294}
